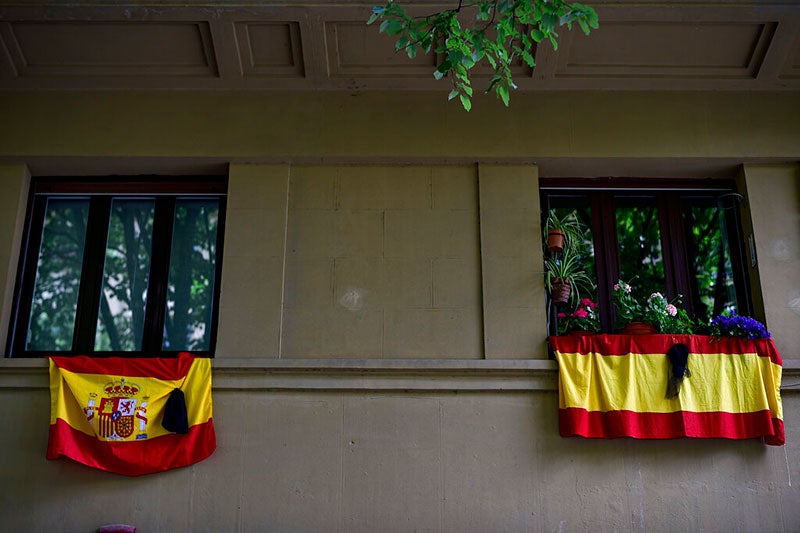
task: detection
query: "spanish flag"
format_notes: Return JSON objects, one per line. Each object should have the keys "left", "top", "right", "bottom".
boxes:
{"left": 47, "top": 352, "right": 216, "bottom": 475}
{"left": 551, "top": 335, "right": 784, "bottom": 446}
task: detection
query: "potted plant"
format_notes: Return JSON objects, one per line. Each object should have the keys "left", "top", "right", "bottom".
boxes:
{"left": 544, "top": 246, "right": 594, "bottom": 307}
{"left": 543, "top": 209, "right": 585, "bottom": 254}
{"left": 611, "top": 280, "right": 648, "bottom": 332}
{"left": 611, "top": 279, "right": 695, "bottom": 334}
{"left": 643, "top": 292, "right": 695, "bottom": 334}
{"left": 708, "top": 313, "right": 770, "bottom": 339}
{"left": 557, "top": 298, "right": 601, "bottom": 335}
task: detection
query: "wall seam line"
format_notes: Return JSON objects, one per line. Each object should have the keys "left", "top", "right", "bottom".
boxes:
{"left": 277, "top": 164, "right": 292, "bottom": 359}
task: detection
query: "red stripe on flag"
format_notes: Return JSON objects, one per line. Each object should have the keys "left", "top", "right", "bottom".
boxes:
{"left": 46, "top": 418, "right": 217, "bottom": 476}
{"left": 559, "top": 408, "right": 785, "bottom": 446}
{"left": 550, "top": 335, "right": 782, "bottom": 365}
{"left": 49, "top": 352, "right": 199, "bottom": 381}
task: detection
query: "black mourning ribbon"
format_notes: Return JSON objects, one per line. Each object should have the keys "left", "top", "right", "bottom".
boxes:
{"left": 162, "top": 388, "right": 189, "bottom": 434}
{"left": 666, "top": 343, "right": 691, "bottom": 399}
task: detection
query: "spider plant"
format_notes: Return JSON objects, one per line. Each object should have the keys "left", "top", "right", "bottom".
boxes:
{"left": 544, "top": 245, "right": 595, "bottom": 307}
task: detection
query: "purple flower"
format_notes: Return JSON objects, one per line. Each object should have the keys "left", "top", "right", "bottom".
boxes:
{"left": 709, "top": 313, "right": 770, "bottom": 339}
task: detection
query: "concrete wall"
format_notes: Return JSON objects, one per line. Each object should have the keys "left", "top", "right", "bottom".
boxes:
{"left": 1, "top": 384, "right": 799, "bottom": 532}
{"left": 0, "top": 90, "right": 799, "bottom": 531}
{"left": 742, "top": 164, "right": 800, "bottom": 357}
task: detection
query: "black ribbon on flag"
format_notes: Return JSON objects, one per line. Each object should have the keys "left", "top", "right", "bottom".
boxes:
{"left": 666, "top": 343, "right": 691, "bottom": 399}
{"left": 162, "top": 388, "right": 189, "bottom": 434}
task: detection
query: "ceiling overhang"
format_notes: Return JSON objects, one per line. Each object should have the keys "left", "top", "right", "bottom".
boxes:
{"left": 0, "top": 1, "right": 799, "bottom": 93}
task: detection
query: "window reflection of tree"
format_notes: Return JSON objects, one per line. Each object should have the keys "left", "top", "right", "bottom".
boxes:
{"left": 24, "top": 195, "right": 220, "bottom": 354}
{"left": 29, "top": 201, "right": 88, "bottom": 351}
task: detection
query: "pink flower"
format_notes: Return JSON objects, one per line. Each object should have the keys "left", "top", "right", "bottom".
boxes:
{"left": 650, "top": 292, "right": 663, "bottom": 300}
{"left": 557, "top": 312, "right": 567, "bottom": 318}
{"left": 575, "top": 308, "right": 588, "bottom": 318}
{"left": 589, "top": 301, "right": 599, "bottom": 309}
{"left": 666, "top": 304, "right": 677, "bottom": 316}
{"left": 613, "top": 284, "right": 621, "bottom": 291}
{"left": 580, "top": 298, "right": 593, "bottom": 306}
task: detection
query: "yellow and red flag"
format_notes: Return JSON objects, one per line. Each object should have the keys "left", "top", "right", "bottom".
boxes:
{"left": 551, "top": 334, "right": 784, "bottom": 445}
{"left": 47, "top": 352, "right": 216, "bottom": 475}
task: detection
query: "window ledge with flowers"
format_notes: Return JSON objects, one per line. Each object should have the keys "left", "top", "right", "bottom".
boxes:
{"left": 548, "top": 282, "right": 784, "bottom": 445}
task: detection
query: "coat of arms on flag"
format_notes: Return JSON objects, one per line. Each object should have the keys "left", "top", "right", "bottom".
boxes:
{"left": 47, "top": 352, "right": 216, "bottom": 476}
{"left": 93, "top": 381, "right": 143, "bottom": 440}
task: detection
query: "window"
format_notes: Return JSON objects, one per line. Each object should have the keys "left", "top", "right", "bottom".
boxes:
{"left": 7, "top": 177, "right": 226, "bottom": 357}
{"left": 540, "top": 178, "right": 752, "bottom": 334}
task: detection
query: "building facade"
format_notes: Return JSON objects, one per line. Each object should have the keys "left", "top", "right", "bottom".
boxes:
{"left": 1, "top": 1, "right": 799, "bottom": 531}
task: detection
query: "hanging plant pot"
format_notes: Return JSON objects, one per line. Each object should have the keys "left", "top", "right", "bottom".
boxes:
{"left": 619, "top": 321, "right": 658, "bottom": 335}
{"left": 550, "top": 278, "right": 571, "bottom": 307}
{"left": 546, "top": 229, "right": 566, "bottom": 253}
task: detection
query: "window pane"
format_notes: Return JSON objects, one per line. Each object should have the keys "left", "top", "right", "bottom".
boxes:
{"left": 94, "top": 199, "right": 155, "bottom": 351}
{"left": 163, "top": 199, "right": 219, "bottom": 351}
{"left": 682, "top": 197, "right": 739, "bottom": 321}
{"left": 26, "top": 198, "right": 89, "bottom": 351}
{"left": 615, "top": 197, "right": 665, "bottom": 297}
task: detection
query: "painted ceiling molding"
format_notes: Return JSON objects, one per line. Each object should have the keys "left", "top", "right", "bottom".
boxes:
{"left": 0, "top": 1, "right": 798, "bottom": 91}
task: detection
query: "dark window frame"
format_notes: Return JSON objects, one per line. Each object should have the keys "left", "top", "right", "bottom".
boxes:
{"left": 7, "top": 176, "right": 227, "bottom": 358}
{"left": 540, "top": 177, "right": 752, "bottom": 335}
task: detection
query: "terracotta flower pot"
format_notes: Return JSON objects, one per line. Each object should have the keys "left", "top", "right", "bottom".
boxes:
{"left": 546, "top": 229, "right": 566, "bottom": 253}
{"left": 619, "top": 321, "right": 658, "bottom": 335}
{"left": 550, "top": 279, "right": 571, "bottom": 307}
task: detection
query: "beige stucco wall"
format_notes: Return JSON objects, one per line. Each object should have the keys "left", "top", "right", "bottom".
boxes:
{"left": 742, "top": 163, "right": 800, "bottom": 357}
{"left": 215, "top": 162, "right": 544, "bottom": 359}
{"left": 0, "top": 163, "right": 29, "bottom": 351}
{"left": 0, "top": 90, "right": 799, "bottom": 531}
{"left": 1, "top": 384, "right": 799, "bottom": 531}
{"left": 0, "top": 91, "right": 798, "bottom": 160}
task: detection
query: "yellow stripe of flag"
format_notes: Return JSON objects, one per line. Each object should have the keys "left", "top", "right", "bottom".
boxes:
{"left": 49, "top": 358, "right": 213, "bottom": 440}
{"left": 558, "top": 350, "right": 782, "bottom": 417}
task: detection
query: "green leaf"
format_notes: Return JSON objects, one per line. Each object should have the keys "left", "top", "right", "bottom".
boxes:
{"left": 379, "top": 19, "right": 403, "bottom": 35}
{"left": 459, "top": 94, "right": 472, "bottom": 112}
{"left": 521, "top": 49, "right": 535, "bottom": 68}
{"left": 589, "top": 12, "right": 600, "bottom": 29}
{"left": 447, "top": 50, "right": 464, "bottom": 66}
{"left": 367, "top": 13, "right": 379, "bottom": 25}
{"left": 542, "top": 13, "right": 558, "bottom": 33}
{"left": 448, "top": 89, "right": 459, "bottom": 101}
{"left": 394, "top": 35, "right": 409, "bottom": 52}
{"left": 433, "top": 69, "right": 446, "bottom": 80}
{"left": 497, "top": 84, "right": 510, "bottom": 106}
{"left": 531, "top": 28, "right": 544, "bottom": 42}
{"left": 486, "top": 73, "right": 502, "bottom": 93}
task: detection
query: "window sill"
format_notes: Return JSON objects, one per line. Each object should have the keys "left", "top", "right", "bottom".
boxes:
{"left": 3, "top": 356, "right": 797, "bottom": 392}
{"left": 0, "top": 357, "right": 558, "bottom": 391}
